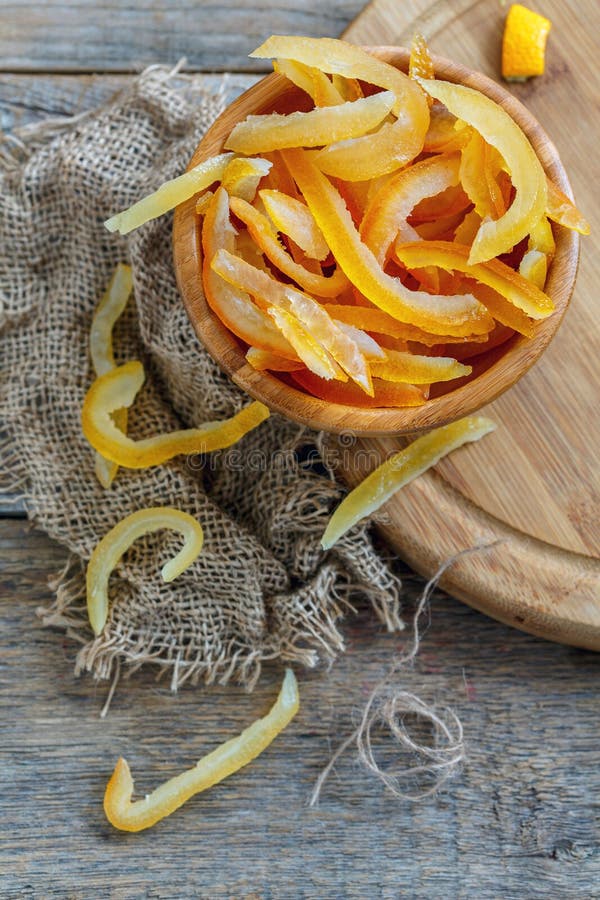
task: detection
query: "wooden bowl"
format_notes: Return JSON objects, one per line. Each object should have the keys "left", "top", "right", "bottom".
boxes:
{"left": 173, "top": 47, "right": 579, "bottom": 436}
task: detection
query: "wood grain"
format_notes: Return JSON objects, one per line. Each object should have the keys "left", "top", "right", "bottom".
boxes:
{"left": 0, "top": 0, "right": 363, "bottom": 73}
{"left": 173, "top": 51, "right": 578, "bottom": 438}
{"left": 2, "top": 518, "right": 599, "bottom": 897}
{"left": 343, "top": 5, "right": 600, "bottom": 559}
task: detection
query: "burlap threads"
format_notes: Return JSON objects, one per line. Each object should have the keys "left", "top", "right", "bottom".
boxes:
{"left": 0, "top": 66, "right": 404, "bottom": 691}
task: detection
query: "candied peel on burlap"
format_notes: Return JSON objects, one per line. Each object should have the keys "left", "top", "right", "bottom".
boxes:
{"left": 0, "top": 65, "right": 404, "bottom": 691}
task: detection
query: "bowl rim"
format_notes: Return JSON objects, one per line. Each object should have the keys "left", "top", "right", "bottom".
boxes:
{"left": 173, "top": 46, "right": 579, "bottom": 437}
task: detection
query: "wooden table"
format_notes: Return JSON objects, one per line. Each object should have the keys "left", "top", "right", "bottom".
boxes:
{"left": 1, "top": 3, "right": 599, "bottom": 897}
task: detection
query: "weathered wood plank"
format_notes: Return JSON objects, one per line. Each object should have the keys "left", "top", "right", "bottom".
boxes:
{"left": 0, "top": 1, "right": 364, "bottom": 73}
{"left": 1, "top": 518, "right": 599, "bottom": 898}
{"left": 0, "top": 72, "right": 258, "bottom": 135}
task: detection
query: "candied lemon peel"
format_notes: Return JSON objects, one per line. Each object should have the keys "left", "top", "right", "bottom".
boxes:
{"left": 104, "top": 669, "right": 299, "bottom": 832}
{"left": 86, "top": 507, "right": 204, "bottom": 635}
{"left": 502, "top": 4, "right": 552, "bottom": 81}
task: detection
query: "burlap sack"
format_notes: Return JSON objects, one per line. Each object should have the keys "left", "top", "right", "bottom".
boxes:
{"left": 0, "top": 66, "right": 403, "bottom": 691}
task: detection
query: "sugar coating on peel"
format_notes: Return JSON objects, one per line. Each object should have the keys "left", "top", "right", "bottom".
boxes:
{"left": 104, "top": 669, "right": 300, "bottom": 832}
{"left": 282, "top": 149, "right": 492, "bottom": 337}
{"left": 417, "top": 78, "right": 547, "bottom": 265}
{"left": 81, "top": 360, "right": 270, "bottom": 468}
{"left": 104, "top": 153, "right": 233, "bottom": 235}
{"left": 370, "top": 349, "right": 471, "bottom": 384}
{"left": 321, "top": 416, "right": 496, "bottom": 549}
{"left": 225, "top": 91, "right": 395, "bottom": 154}
{"left": 86, "top": 507, "right": 204, "bottom": 635}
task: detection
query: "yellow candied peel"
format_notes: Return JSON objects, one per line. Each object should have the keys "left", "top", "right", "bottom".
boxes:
{"left": 104, "top": 669, "right": 300, "bottom": 832}
{"left": 104, "top": 153, "right": 232, "bottom": 235}
{"left": 321, "top": 416, "right": 496, "bottom": 549}
{"left": 224, "top": 91, "right": 396, "bottom": 154}
{"left": 81, "top": 360, "right": 270, "bottom": 468}
{"left": 89, "top": 263, "right": 133, "bottom": 488}
{"left": 86, "top": 507, "right": 204, "bottom": 636}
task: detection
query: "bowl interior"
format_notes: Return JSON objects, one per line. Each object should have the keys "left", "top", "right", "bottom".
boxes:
{"left": 173, "top": 47, "right": 579, "bottom": 436}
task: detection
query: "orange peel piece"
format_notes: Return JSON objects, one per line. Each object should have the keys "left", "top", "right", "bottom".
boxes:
{"left": 282, "top": 149, "right": 491, "bottom": 337}
{"left": 292, "top": 369, "right": 426, "bottom": 409}
{"left": 212, "top": 249, "right": 371, "bottom": 392}
{"left": 89, "top": 263, "right": 133, "bottom": 488}
{"left": 417, "top": 78, "right": 547, "bottom": 264}
{"left": 314, "top": 117, "right": 426, "bottom": 183}
{"left": 224, "top": 91, "right": 395, "bottom": 154}
{"left": 370, "top": 348, "right": 472, "bottom": 384}
{"left": 322, "top": 303, "right": 489, "bottom": 347}
{"left": 273, "top": 58, "right": 344, "bottom": 107}
{"left": 409, "top": 33, "right": 435, "bottom": 83}
{"left": 321, "top": 416, "right": 496, "bottom": 548}
{"left": 502, "top": 4, "right": 552, "bottom": 81}
{"left": 81, "top": 360, "right": 270, "bottom": 468}
{"left": 259, "top": 189, "right": 329, "bottom": 261}
{"left": 246, "top": 347, "right": 303, "bottom": 371}
{"left": 104, "top": 668, "right": 299, "bottom": 832}
{"left": 105, "top": 153, "right": 232, "bottom": 235}
{"left": 360, "top": 154, "right": 461, "bottom": 264}
{"left": 87, "top": 507, "right": 204, "bottom": 635}
{"left": 545, "top": 178, "right": 590, "bottom": 235}
{"left": 202, "top": 188, "right": 295, "bottom": 355}
{"left": 229, "top": 195, "right": 347, "bottom": 297}
{"left": 518, "top": 249, "right": 547, "bottom": 289}
{"left": 395, "top": 240, "right": 553, "bottom": 319}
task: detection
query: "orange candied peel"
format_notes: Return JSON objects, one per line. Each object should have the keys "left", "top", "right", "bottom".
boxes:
{"left": 104, "top": 669, "right": 299, "bottom": 832}
{"left": 81, "top": 360, "right": 270, "bottom": 468}
{"left": 259, "top": 189, "right": 329, "bottom": 261}
{"left": 502, "top": 4, "right": 552, "bottom": 81}
{"left": 86, "top": 507, "right": 204, "bottom": 635}
{"left": 89, "top": 263, "right": 133, "bottom": 488}
{"left": 321, "top": 416, "right": 496, "bottom": 549}
{"left": 409, "top": 33, "right": 435, "bottom": 83}
{"left": 224, "top": 91, "right": 396, "bottom": 154}
{"left": 105, "top": 153, "right": 232, "bottom": 235}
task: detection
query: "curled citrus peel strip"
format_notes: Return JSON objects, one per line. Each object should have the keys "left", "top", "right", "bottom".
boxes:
{"left": 229, "top": 195, "right": 348, "bottom": 297}
{"left": 395, "top": 240, "right": 553, "bottom": 319}
{"left": 81, "top": 360, "right": 270, "bottom": 468}
{"left": 322, "top": 303, "right": 488, "bottom": 347}
{"left": 89, "top": 263, "right": 133, "bottom": 488}
{"left": 282, "top": 149, "right": 491, "bottom": 337}
{"left": 418, "top": 78, "right": 547, "bottom": 264}
{"left": 409, "top": 32, "right": 435, "bottom": 84}
{"left": 360, "top": 154, "right": 461, "bottom": 265}
{"left": 225, "top": 91, "right": 395, "bottom": 154}
{"left": 104, "top": 668, "right": 299, "bottom": 832}
{"left": 314, "top": 117, "right": 426, "bottom": 183}
{"left": 259, "top": 189, "right": 329, "bottom": 261}
{"left": 105, "top": 153, "right": 232, "bottom": 235}
{"left": 321, "top": 416, "right": 496, "bottom": 549}
{"left": 202, "top": 188, "right": 294, "bottom": 355}
{"left": 87, "top": 507, "right": 204, "bottom": 636}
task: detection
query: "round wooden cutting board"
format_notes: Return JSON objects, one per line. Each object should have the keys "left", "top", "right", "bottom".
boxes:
{"left": 339, "top": 0, "right": 600, "bottom": 648}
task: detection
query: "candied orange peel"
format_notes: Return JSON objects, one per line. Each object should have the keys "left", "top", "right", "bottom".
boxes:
{"left": 321, "top": 416, "right": 496, "bottom": 549}
{"left": 89, "top": 263, "right": 133, "bottom": 488}
{"left": 81, "top": 360, "right": 270, "bottom": 468}
{"left": 87, "top": 507, "right": 204, "bottom": 635}
{"left": 104, "top": 668, "right": 299, "bottom": 832}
